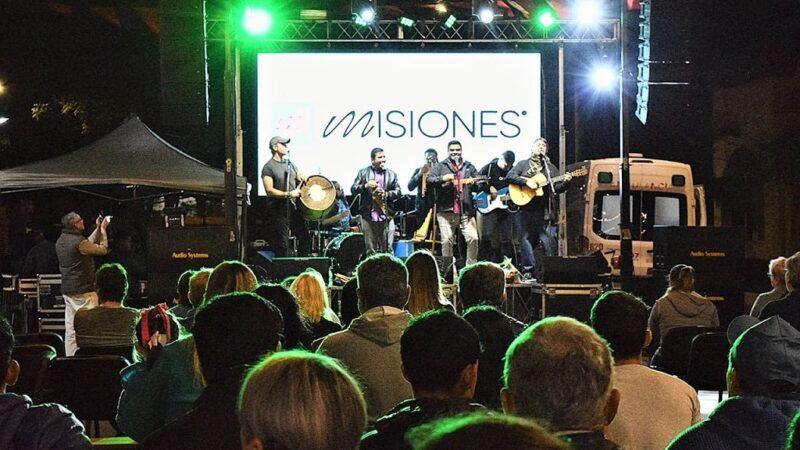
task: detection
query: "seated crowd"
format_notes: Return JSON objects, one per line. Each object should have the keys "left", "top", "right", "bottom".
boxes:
{"left": 2, "top": 250, "right": 800, "bottom": 449}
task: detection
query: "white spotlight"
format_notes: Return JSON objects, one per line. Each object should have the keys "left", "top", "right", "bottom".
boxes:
{"left": 576, "top": 1, "right": 602, "bottom": 25}
{"left": 359, "top": 6, "right": 376, "bottom": 23}
{"left": 591, "top": 66, "right": 617, "bottom": 90}
{"left": 478, "top": 7, "right": 494, "bottom": 23}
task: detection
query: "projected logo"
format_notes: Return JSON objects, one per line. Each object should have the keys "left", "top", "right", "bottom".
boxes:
{"left": 322, "top": 109, "right": 527, "bottom": 139}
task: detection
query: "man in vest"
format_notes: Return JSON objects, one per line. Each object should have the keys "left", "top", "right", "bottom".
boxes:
{"left": 56, "top": 212, "right": 110, "bottom": 356}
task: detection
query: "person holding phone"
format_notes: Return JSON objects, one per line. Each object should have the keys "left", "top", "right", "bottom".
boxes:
{"left": 56, "top": 212, "right": 111, "bottom": 356}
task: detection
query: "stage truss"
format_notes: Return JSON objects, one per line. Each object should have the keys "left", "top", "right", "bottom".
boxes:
{"left": 206, "top": 19, "right": 618, "bottom": 44}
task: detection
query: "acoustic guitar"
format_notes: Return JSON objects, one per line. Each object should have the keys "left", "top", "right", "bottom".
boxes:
{"left": 508, "top": 168, "right": 588, "bottom": 206}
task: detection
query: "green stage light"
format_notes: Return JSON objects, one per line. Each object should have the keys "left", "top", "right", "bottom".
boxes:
{"left": 443, "top": 14, "right": 457, "bottom": 28}
{"left": 537, "top": 10, "right": 555, "bottom": 27}
{"left": 399, "top": 17, "right": 415, "bottom": 27}
{"left": 243, "top": 6, "right": 273, "bottom": 36}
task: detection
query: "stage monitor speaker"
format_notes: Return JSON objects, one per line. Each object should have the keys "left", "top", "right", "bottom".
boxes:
{"left": 147, "top": 226, "right": 231, "bottom": 304}
{"left": 541, "top": 254, "right": 610, "bottom": 284}
{"left": 254, "top": 256, "right": 332, "bottom": 285}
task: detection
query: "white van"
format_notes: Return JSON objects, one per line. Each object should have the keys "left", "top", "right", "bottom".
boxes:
{"left": 564, "top": 154, "right": 707, "bottom": 277}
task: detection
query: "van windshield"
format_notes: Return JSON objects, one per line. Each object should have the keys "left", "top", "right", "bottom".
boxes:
{"left": 593, "top": 191, "right": 687, "bottom": 241}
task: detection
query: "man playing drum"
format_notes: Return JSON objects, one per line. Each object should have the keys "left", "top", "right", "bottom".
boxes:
{"left": 261, "top": 136, "right": 311, "bottom": 256}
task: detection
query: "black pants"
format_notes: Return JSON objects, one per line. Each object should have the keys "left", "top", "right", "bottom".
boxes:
{"left": 517, "top": 208, "right": 556, "bottom": 276}
{"left": 478, "top": 210, "right": 516, "bottom": 263}
{"left": 267, "top": 203, "right": 310, "bottom": 257}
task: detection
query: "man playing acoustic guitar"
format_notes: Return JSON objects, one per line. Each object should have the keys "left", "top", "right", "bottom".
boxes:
{"left": 428, "top": 140, "right": 485, "bottom": 265}
{"left": 506, "top": 137, "right": 573, "bottom": 279}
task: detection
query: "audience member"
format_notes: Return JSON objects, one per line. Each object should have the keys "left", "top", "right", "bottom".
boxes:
{"left": 20, "top": 229, "right": 59, "bottom": 277}
{"left": 669, "top": 315, "right": 800, "bottom": 449}
{"left": 169, "top": 269, "right": 195, "bottom": 322}
{"left": 503, "top": 317, "right": 620, "bottom": 448}
{"left": 787, "top": 408, "right": 800, "bottom": 450}
{"left": 407, "top": 412, "right": 568, "bottom": 450}
{"left": 405, "top": 251, "right": 453, "bottom": 315}
{"left": 318, "top": 253, "right": 414, "bottom": 421}
{"left": 203, "top": 260, "right": 258, "bottom": 301}
{"left": 649, "top": 264, "right": 719, "bottom": 348}
{"left": 591, "top": 290, "right": 700, "bottom": 450}
{"left": 361, "top": 309, "right": 484, "bottom": 449}
{"left": 340, "top": 277, "right": 360, "bottom": 327}
{"left": 140, "top": 292, "right": 283, "bottom": 449}
{"left": 759, "top": 252, "right": 800, "bottom": 328}
{"left": 291, "top": 269, "right": 342, "bottom": 341}
{"left": 0, "top": 316, "right": 92, "bottom": 449}
{"left": 239, "top": 350, "right": 367, "bottom": 450}
{"left": 463, "top": 305, "right": 516, "bottom": 409}
{"left": 116, "top": 260, "right": 254, "bottom": 441}
{"left": 457, "top": 262, "right": 524, "bottom": 334}
{"left": 73, "top": 263, "right": 138, "bottom": 349}
{"left": 56, "top": 211, "right": 110, "bottom": 356}
{"left": 255, "top": 283, "right": 312, "bottom": 349}
{"left": 751, "top": 257, "right": 788, "bottom": 317}
{"left": 117, "top": 304, "right": 181, "bottom": 442}
{"left": 180, "top": 268, "right": 211, "bottom": 330}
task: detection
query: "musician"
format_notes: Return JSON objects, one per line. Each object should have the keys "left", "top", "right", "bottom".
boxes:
{"left": 477, "top": 150, "right": 516, "bottom": 263}
{"left": 506, "top": 137, "right": 572, "bottom": 278}
{"left": 261, "top": 136, "right": 310, "bottom": 256}
{"left": 407, "top": 148, "right": 438, "bottom": 216}
{"left": 319, "top": 181, "right": 352, "bottom": 236}
{"left": 351, "top": 148, "right": 401, "bottom": 255}
{"left": 427, "top": 140, "right": 481, "bottom": 265}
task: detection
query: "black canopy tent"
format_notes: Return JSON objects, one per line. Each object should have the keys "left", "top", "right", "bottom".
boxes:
{"left": 0, "top": 115, "right": 247, "bottom": 198}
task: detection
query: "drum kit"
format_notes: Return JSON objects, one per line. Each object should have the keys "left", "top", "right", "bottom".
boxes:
{"left": 287, "top": 174, "right": 422, "bottom": 275}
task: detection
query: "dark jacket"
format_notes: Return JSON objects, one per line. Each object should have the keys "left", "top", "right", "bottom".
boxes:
{"left": 667, "top": 396, "right": 800, "bottom": 450}
{"left": 408, "top": 165, "right": 435, "bottom": 211}
{"left": 559, "top": 430, "right": 620, "bottom": 450}
{"left": 506, "top": 157, "right": 568, "bottom": 217}
{"left": 139, "top": 368, "right": 247, "bottom": 450}
{"left": 360, "top": 397, "right": 485, "bottom": 450}
{"left": 0, "top": 393, "right": 92, "bottom": 450}
{"left": 759, "top": 290, "right": 800, "bottom": 330}
{"left": 478, "top": 158, "right": 511, "bottom": 191}
{"left": 351, "top": 166, "right": 401, "bottom": 218}
{"left": 427, "top": 159, "right": 481, "bottom": 215}
{"left": 21, "top": 240, "right": 59, "bottom": 277}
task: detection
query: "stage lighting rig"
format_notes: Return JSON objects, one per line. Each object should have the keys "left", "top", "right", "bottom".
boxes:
{"left": 472, "top": 0, "right": 497, "bottom": 24}
{"left": 352, "top": 0, "right": 377, "bottom": 25}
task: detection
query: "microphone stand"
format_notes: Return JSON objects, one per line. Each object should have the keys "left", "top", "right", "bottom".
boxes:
{"left": 284, "top": 154, "right": 294, "bottom": 256}
{"left": 541, "top": 154, "right": 558, "bottom": 255}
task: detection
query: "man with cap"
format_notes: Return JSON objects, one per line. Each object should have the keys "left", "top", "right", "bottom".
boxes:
{"left": 55, "top": 212, "right": 110, "bottom": 356}
{"left": 759, "top": 251, "right": 800, "bottom": 328}
{"left": 261, "top": 136, "right": 310, "bottom": 256}
{"left": 668, "top": 315, "right": 800, "bottom": 449}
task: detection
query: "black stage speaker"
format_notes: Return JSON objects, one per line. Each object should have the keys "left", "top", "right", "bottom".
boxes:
{"left": 541, "top": 285, "right": 604, "bottom": 324}
{"left": 541, "top": 253, "right": 610, "bottom": 284}
{"left": 653, "top": 226, "right": 745, "bottom": 324}
{"left": 147, "top": 227, "right": 231, "bottom": 304}
{"left": 254, "top": 256, "right": 332, "bottom": 285}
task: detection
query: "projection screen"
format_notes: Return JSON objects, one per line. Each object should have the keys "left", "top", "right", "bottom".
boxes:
{"left": 257, "top": 52, "right": 542, "bottom": 195}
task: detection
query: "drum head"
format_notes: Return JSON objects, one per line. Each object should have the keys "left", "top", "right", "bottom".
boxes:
{"left": 300, "top": 175, "right": 336, "bottom": 220}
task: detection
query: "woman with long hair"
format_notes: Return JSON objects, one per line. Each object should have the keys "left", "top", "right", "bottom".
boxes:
{"left": 291, "top": 269, "right": 341, "bottom": 342}
{"left": 405, "top": 250, "right": 453, "bottom": 316}
{"left": 203, "top": 260, "right": 258, "bottom": 303}
{"left": 648, "top": 264, "right": 719, "bottom": 347}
